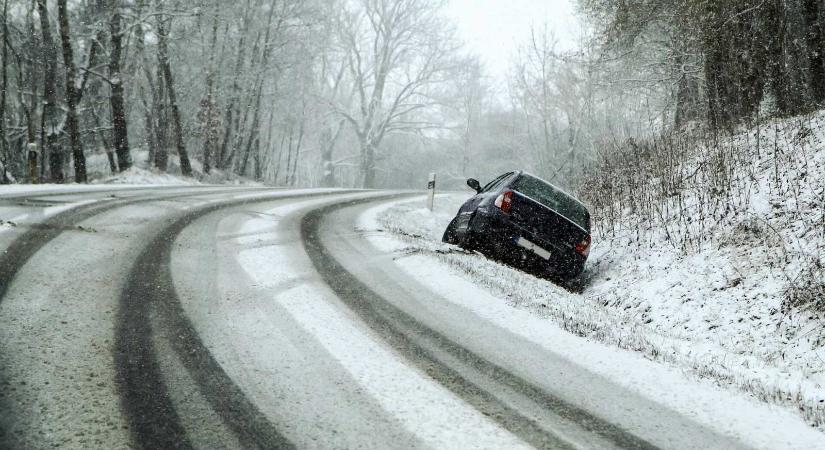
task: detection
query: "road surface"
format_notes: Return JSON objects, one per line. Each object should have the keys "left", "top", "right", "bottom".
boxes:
{"left": 0, "top": 186, "right": 811, "bottom": 449}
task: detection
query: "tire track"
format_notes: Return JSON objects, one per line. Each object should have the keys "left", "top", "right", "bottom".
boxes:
{"left": 116, "top": 190, "right": 362, "bottom": 450}
{"left": 0, "top": 187, "right": 270, "bottom": 448}
{"left": 0, "top": 187, "right": 268, "bottom": 303}
{"left": 301, "top": 198, "right": 658, "bottom": 450}
{"left": 0, "top": 185, "right": 237, "bottom": 202}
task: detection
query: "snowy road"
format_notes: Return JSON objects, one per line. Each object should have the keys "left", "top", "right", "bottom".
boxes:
{"left": 0, "top": 187, "right": 819, "bottom": 449}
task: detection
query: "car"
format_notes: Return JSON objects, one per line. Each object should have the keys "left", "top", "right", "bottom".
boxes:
{"left": 442, "top": 171, "right": 592, "bottom": 281}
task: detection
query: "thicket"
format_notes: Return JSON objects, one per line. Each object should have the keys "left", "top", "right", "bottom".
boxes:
{"left": 575, "top": 0, "right": 825, "bottom": 313}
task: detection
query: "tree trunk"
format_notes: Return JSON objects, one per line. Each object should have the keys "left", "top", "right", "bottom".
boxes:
{"left": 153, "top": 65, "right": 169, "bottom": 171}
{"left": 320, "top": 142, "right": 335, "bottom": 187}
{"left": 229, "top": 31, "right": 262, "bottom": 173}
{"left": 216, "top": 1, "right": 260, "bottom": 169}
{"left": 138, "top": 19, "right": 167, "bottom": 170}
{"left": 361, "top": 139, "right": 376, "bottom": 189}
{"left": 764, "top": 0, "right": 791, "bottom": 115}
{"left": 58, "top": 0, "right": 86, "bottom": 183}
{"left": 321, "top": 120, "right": 344, "bottom": 187}
{"left": 803, "top": 0, "right": 825, "bottom": 103}
{"left": 218, "top": 0, "right": 256, "bottom": 170}
{"left": 157, "top": 18, "right": 192, "bottom": 177}
{"left": 238, "top": 79, "right": 264, "bottom": 176}
{"left": 203, "top": 11, "right": 219, "bottom": 175}
{"left": 0, "top": 0, "right": 8, "bottom": 184}
{"left": 236, "top": 3, "right": 276, "bottom": 175}
{"left": 288, "top": 118, "right": 304, "bottom": 186}
{"left": 36, "top": 0, "right": 63, "bottom": 182}
{"left": 22, "top": 3, "right": 38, "bottom": 182}
{"left": 109, "top": 6, "right": 132, "bottom": 172}
{"left": 282, "top": 125, "right": 294, "bottom": 185}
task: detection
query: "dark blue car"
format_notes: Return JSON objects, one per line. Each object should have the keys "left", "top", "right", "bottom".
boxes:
{"left": 442, "top": 171, "right": 592, "bottom": 281}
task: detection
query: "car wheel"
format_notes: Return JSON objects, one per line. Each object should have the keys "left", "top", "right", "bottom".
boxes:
{"left": 442, "top": 217, "right": 459, "bottom": 244}
{"left": 458, "top": 214, "right": 479, "bottom": 251}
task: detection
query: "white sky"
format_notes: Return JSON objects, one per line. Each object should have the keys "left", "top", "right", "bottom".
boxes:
{"left": 445, "top": 0, "right": 582, "bottom": 82}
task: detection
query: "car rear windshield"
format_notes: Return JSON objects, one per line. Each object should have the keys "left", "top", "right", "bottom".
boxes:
{"left": 512, "top": 175, "right": 590, "bottom": 231}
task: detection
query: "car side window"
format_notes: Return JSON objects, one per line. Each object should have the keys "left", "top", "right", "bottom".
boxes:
{"left": 481, "top": 172, "right": 513, "bottom": 193}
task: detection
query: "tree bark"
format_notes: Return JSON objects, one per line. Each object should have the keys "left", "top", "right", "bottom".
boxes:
{"left": 764, "top": 0, "right": 790, "bottom": 115}
{"left": 361, "top": 139, "right": 376, "bottom": 189}
{"left": 153, "top": 65, "right": 169, "bottom": 171}
{"left": 203, "top": 11, "right": 220, "bottom": 175}
{"left": 36, "top": 0, "right": 63, "bottom": 182}
{"left": 0, "top": 0, "right": 8, "bottom": 183}
{"left": 21, "top": 3, "right": 38, "bottom": 182}
{"left": 320, "top": 120, "right": 344, "bottom": 187}
{"left": 109, "top": 5, "right": 132, "bottom": 172}
{"left": 58, "top": 0, "right": 86, "bottom": 183}
{"left": 803, "top": 0, "right": 825, "bottom": 103}
{"left": 288, "top": 118, "right": 304, "bottom": 186}
{"left": 157, "top": 18, "right": 192, "bottom": 177}
{"left": 135, "top": 9, "right": 165, "bottom": 170}
{"left": 238, "top": 79, "right": 264, "bottom": 176}
{"left": 218, "top": 0, "right": 256, "bottom": 169}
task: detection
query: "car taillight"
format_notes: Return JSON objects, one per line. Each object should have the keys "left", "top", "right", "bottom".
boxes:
{"left": 575, "top": 235, "right": 591, "bottom": 257}
{"left": 494, "top": 190, "right": 514, "bottom": 213}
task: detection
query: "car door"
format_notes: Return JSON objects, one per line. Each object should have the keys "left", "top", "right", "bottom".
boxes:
{"left": 456, "top": 172, "right": 514, "bottom": 233}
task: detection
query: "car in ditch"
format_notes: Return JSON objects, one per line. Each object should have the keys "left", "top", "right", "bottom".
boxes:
{"left": 442, "top": 171, "right": 592, "bottom": 281}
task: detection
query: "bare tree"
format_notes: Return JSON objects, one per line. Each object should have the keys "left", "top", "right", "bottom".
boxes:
{"left": 332, "top": 0, "right": 460, "bottom": 188}
{"left": 36, "top": 0, "right": 62, "bottom": 182}
{"left": 58, "top": 0, "right": 87, "bottom": 182}
{"left": 156, "top": 16, "right": 192, "bottom": 177}
{"left": 108, "top": 0, "right": 132, "bottom": 172}
{"left": 512, "top": 27, "right": 561, "bottom": 176}
{"left": 0, "top": 0, "right": 8, "bottom": 183}
{"left": 200, "top": 5, "right": 221, "bottom": 175}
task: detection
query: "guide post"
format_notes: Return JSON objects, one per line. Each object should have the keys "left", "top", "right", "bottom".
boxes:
{"left": 427, "top": 173, "right": 436, "bottom": 211}
{"left": 27, "top": 143, "right": 39, "bottom": 184}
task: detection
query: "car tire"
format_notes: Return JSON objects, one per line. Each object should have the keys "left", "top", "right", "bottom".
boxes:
{"left": 458, "top": 214, "right": 479, "bottom": 251}
{"left": 442, "top": 217, "right": 459, "bottom": 244}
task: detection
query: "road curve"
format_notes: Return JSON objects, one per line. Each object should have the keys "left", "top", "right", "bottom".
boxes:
{"left": 0, "top": 187, "right": 340, "bottom": 448}
{"left": 301, "top": 199, "right": 651, "bottom": 450}
{"left": 0, "top": 186, "right": 790, "bottom": 449}
{"left": 115, "top": 191, "right": 350, "bottom": 449}
{"left": 306, "top": 197, "right": 758, "bottom": 450}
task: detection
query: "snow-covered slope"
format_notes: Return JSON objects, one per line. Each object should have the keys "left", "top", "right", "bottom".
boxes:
{"left": 580, "top": 110, "right": 825, "bottom": 426}
{"left": 370, "top": 107, "right": 825, "bottom": 435}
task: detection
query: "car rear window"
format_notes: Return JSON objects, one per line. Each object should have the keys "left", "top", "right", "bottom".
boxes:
{"left": 512, "top": 175, "right": 590, "bottom": 231}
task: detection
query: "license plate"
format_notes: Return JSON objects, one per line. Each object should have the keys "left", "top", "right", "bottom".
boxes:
{"left": 514, "top": 237, "right": 552, "bottom": 260}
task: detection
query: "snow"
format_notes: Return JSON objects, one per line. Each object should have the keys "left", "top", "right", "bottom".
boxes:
{"left": 3, "top": 149, "right": 260, "bottom": 186}
{"left": 358, "top": 193, "right": 825, "bottom": 447}
{"left": 173, "top": 194, "right": 531, "bottom": 448}
{"left": 0, "top": 201, "right": 199, "bottom": 449}
{"left": 0, "top": 214, "right": 23, "bottom": 235}
{"left": 357, "top": 110, "right": 825, "bottom": 433}
{"left": 237, "top": 249, "right": 530, "bottom": 449}
{"left": 1, "top": 149, "right": 260, "bottom": 191}
{"left": 92, "top": 166, "right": 201, "bottom": 185}
{"left": 0, "top": 184, "right": 151, "bottom": 196}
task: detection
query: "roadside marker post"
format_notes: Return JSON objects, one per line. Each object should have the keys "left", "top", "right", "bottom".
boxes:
{"left": 427, "top": 173, "right": 436, "bottom": 211}
{"left": 27, "top": 143, "right": 39, "bottom": 184}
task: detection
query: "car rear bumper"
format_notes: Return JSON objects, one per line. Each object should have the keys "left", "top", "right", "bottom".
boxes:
{"left": 472, "top": 208, "right": 586, "bottom": 278}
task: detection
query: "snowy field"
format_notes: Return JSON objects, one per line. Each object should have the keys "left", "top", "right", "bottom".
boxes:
{"left": 363, "top": 192, "right": 825, "bottom": 433}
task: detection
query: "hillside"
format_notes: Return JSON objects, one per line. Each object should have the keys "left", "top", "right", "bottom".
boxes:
{"left": 371, "top": 110, "right": 825, "bottom": 430}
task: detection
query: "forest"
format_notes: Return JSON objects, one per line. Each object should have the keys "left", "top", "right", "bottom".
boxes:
{"left": 0, "top": 0, "right": 823, "bottom": 191}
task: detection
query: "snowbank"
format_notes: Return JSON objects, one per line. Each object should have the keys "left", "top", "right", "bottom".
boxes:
{"left": 92, "top": 166, "right": 201, "bottom": 185}
{"left": 370, "top": 189, "right": 825, "bottom": 433}
{"left": 84, "top": 149, "right": 260, "bottom": 185}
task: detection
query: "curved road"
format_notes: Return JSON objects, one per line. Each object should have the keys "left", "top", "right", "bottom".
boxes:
{"left": 0, "top": 186, "right": 808, "bottom": 449}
